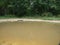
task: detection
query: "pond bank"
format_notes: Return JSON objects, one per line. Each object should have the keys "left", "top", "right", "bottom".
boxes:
{"left": 0, "top": 18, "right": 60, "bottom": 23}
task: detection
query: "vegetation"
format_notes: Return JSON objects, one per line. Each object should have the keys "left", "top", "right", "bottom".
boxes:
{"left": 0, "top": 0, "right": 60, "bottom": 19}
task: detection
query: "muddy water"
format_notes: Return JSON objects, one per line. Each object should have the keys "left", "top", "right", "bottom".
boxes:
{"left": 0, "top": 21, "right": 60, "bottom": 45}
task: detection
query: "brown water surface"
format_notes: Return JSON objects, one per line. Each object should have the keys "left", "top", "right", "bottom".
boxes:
{"left": 0, "top": 21, "right": 60, "bottom": 45}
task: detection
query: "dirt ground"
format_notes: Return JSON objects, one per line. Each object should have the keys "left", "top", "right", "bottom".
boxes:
{"left": 0, "top": 21, "right": 60, "bottom": 45}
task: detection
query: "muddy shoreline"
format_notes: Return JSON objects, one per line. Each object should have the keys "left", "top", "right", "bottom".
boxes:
{"left": 0, "top": 18, "right": 60, "bottom": 23}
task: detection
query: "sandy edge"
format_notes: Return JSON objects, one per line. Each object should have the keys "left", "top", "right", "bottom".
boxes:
{"left": 0, "top": 18, "right": 60, "bottom": 23}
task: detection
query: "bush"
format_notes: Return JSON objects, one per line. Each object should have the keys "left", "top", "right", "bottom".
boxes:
{"left": 0, "top": 0, "right": 60, "bottom": 17}
{"left": 41, "top": 12, "right": 53, "bottom": 17}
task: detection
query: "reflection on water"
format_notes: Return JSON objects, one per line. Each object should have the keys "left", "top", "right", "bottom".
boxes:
{"left": 0, "top": 21, "right": 60, "bottom": 45}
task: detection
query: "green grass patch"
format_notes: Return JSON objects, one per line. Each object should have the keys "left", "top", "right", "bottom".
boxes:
{"left": 20, "top": 16, "right": 60, "bottom": 20}
{"left": 0, "top": 15, "right": 60, "bottom": 20}
{"left": 0, "top": 15, "right": 17, "bottom": 19}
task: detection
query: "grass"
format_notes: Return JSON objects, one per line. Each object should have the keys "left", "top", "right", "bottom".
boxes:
{"left": 0, "top": 15, "right": 17, "bottom": 19}
{"left": 0, "top": 15, "right": 60, "bottom": 20}
{"left": 39, "top": 17, "right": 60, "bottom": 20}
{"left": 21, "top": 16, "right": 60, "bottom": 20}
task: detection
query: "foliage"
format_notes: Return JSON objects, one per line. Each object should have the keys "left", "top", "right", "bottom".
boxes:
{"left": 0, "top": 0, "right": 60, "bottom": 17}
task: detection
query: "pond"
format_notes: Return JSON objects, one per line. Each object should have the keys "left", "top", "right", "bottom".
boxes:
{"left": 0, "top": 21, "right": 60, "bottom": 45}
